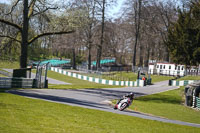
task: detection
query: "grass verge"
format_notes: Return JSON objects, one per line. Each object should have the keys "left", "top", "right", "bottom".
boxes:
{"left": 150, "top": 75, "right": 174, "bottom": 83}
{"left": 46, "top": 70, "right": 120, "bottom": 89}
{"left": 0, "top": 60, "right": 19, "bottom": 69}
{"left": 0, "top": 74, "right": 6, "bottom": 77}
{"left": 0, "top": 90, "right": 199, "bottom": 133}
{"left": 126, "top": 87, "right": 200, "bottom": 124}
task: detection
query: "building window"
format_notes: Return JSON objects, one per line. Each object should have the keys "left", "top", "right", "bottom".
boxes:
{"left": 157, "top": 65, "right": 159, "bottom": 68}
{"left": 164, "top": 65, "right": 165, "bottom": 69}
{"left": 169, "top": 66, "right": 171, "bottom": 69}
{"left": 160, "top": 65, "right": 162, "bottom": 69}
{"left": 182, "top": 66, "right": 184, "bottom": 70}
{"left": 178, "top": 66, "right": 180, "bottom": 70}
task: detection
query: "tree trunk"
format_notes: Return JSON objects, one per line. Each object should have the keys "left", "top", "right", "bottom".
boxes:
{"left": 72, "top": 48, "right": 76, "bottom": 70}
{"left": 144, "top": 46, "right": 150, "bottom": 67}
{"left": 20, "top": 0, "right": 29, "bottom": 68}
{"left": 87, "top": 27, "right": 92, "bottom": 70}
{"left": 139, "top": 42, "right": 143, "bottom": 67}
{"left": 96, "top": 45, "right": 102, "bottom": 69}
{"left": 96, "top": 0, "right": 105, "bottom": 70}
{"left": 132, "top": 0, "right": 141, "bottom": 70}
{"left": 165, "top": 47, "right": 170, "bottom": 62}
{"left": 88, "top": 0, "right": 96, "bottom": 70}
{"left": 88, "top": 46, "right": 91, "bottom": 70}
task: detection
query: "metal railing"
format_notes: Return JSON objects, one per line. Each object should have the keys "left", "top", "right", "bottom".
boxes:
{"left": 0, "top": 77, "right": 35, "bottom": 88}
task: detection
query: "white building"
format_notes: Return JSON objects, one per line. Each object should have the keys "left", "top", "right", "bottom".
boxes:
{"left": 148, "top": 62, "right": 185, "bottom": 76}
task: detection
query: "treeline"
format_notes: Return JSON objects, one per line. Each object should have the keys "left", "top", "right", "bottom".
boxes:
{"left": 0, "top": 0, "right": 199, "bottom": 69}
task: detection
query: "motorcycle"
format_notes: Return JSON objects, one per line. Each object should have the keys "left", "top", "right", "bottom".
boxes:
{"left": 114, "top": 93, "right": 134, "bottom": 111}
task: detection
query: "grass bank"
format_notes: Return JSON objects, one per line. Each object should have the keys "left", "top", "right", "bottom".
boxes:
{"left": 46, "top": 71, "right": 119, "bottom": 89}
{"left": 127, "top": 87, "right": 200, "bottom": 124}
{"left": 82, "top": 71, "right": 174, "bottom": 83}
{"left": 150, "top": 75, "right": 174, "bottom": 83}
{"left": 0, "top": 60, "right": 19, "bottom": 69}
{"left": 0, "top": 74, "right": 6, "bottom": 77}
{"left": 0, "top": 90, "right": 199, "bottom": 133}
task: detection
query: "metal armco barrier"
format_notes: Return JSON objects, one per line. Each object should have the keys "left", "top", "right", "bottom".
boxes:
{"left": 169, "top": 80, "right": 199, "bottom": 86}
{"left": 196, "top": 97, "right": 200, "bottom": 109}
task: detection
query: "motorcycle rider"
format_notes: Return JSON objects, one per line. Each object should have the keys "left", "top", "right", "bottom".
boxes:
{"left": 123, "top": 92, "right": 134, "bottom": 100}
{"left": 114, "top": 92, "right": 134, "bottom": 109}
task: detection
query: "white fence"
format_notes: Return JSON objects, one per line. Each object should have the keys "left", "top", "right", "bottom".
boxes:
{"left": 51, "top": 67, "right": 145, "bottom": 87}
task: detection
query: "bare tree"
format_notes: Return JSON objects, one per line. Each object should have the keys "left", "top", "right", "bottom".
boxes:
{"left": 133, "top": 0, "right": 142, "bottom": 69}
{"left": 95, "top": 0, "right": 105, "bottom": 69}
{"left": 122, "top": 0, "right": 142, "bottom": 69}
{"left": 76, "top": 0, "right": 98, "bottom": 70}
{"left": 152, "top": 0, "right": 177, "bottom": 62}
{"left": 0, "top": 0, "right": 74, "bottom": 68}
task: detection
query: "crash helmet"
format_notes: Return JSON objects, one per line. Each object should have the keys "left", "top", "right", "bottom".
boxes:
{"left": 129, "top": 92, "right": 134, "bottom": 98}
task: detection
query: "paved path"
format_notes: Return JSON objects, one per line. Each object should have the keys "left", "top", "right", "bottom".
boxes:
{"left": 3, "top": 69, "right": 70, "bottom": 85}
{"left": 7, "top": 81, "right": 200, "bottom": 128}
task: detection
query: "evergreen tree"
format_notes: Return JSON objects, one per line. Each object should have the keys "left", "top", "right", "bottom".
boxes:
{"left": 167, "top": 0, "right": 200, "bottom": 66}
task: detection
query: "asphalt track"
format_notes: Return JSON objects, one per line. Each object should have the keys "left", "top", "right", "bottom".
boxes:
{"left": 7, "top": 80, "right": 200, "bottom": 128}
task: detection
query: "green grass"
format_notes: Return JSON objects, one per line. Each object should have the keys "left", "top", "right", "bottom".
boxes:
{"left": 102, "top": 72, "right": 138, "bottom": 81}
{"left": 150, "top": 75, "right": 174, "bottom": 83}
{"left": 0, "top": 74, "right": 6, "bottom": 77}
{"left": 0, "top": 90, "right": 199, "bottom": 133}
{"left": 81, "top": 71, "right": 138, "bottom": 81}
{"left": 0, "top": 60, "right": 19, "bottom": 69}
{"left": 178, "top": 76, "right": 200, "bottom": 80}
{"left": 128, "top": 87, "right": 200, "bottom": 124}
{"left": 46, "top": 70, "right": 120, "bottom": 89}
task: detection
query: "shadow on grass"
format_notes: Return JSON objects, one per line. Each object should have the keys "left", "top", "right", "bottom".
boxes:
{"left": 135, "top": 94, "right": 182, "bottom": 105}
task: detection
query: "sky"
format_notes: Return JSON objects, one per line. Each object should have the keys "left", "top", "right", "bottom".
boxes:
{"left": 0, "top": 0, "right": 9, "bottom": 4}
{"left": 0, "top": 0, "right": 125, "bottom": 18}
{"left": 109, "top": 0, "right": 125, "bottom": 16}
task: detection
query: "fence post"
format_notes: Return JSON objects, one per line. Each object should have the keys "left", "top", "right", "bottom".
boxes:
{"left": 44, "top": 62, "right": 49, "bottom": 88}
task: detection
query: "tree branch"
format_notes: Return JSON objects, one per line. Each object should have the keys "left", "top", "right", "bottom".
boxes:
{"left": 0, "top": 18, "right": 22, "bottom": 32}
{"left": 28, "top": 30, "right": 75, "bottom": 45}
{"left": 28, "top": 0, "right": 37, "bottom": 18}
{"left": 29, "top": 0, "right": 58, "bottom": 18}
{"left": 5, "top": 0, "right": 21, "bottom": 15}
{"left": 0, "top": 35, "right": 21, "bottom": 43}
{"left": 32, "top": 7, "right": 58, "bottom": 18}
